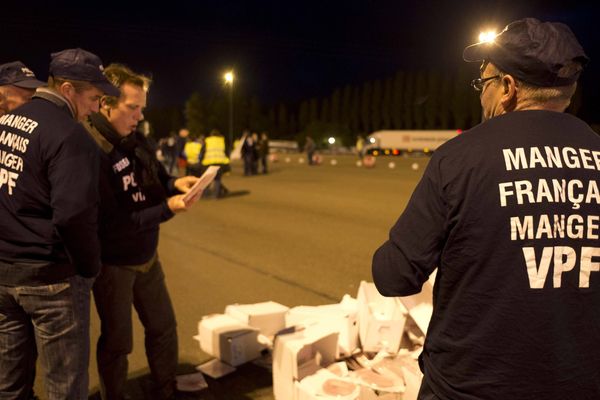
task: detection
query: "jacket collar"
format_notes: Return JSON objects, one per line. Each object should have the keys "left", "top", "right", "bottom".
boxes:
{"left": 32, "top": 87, "right": 75, "bottom": 119}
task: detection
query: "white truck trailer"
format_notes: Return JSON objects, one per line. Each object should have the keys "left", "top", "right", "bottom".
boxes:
{"left": 364, "top": 130, "right": 461, "bottom": 156}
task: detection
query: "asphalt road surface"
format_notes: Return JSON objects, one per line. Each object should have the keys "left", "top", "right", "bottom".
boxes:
{"left": 33, "top": 154, "right": 428, "bottom": 399}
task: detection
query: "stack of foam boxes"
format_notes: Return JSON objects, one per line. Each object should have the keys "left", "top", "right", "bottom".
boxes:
{"left": 194, "top": 274, "right": 435, "bottom": 399}
{"left": 194, "top": 301, "right": 290, "bottom": 376}
{"left": 274, "top": 294, "right": 360, "bottom": 399}
{"left": 275, "top": 281, "right": 429, "bottom": 400}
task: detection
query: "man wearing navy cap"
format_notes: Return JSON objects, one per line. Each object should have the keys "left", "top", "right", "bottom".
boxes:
{"left": 373, "top": 18, "right": 599, "bottom": 399}
{"left": 0, "top": 60, "right": 46, "bottom": 400}
{"left": 0, "top": 48, "right": 118, "bottom": 399}
{"left": 35, "top": 48, "right": 120, "bottom": 122}
{"left": 0, "top": 61, "right": 45, "bottom": 116}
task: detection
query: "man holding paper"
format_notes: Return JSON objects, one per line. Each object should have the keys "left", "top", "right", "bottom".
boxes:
{"left": 83, "top": 64, "right": 199, "bottom": 400}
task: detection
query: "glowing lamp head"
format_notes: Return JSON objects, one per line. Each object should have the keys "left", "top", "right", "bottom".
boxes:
{"left": 328, "top": 137, "right": 336, "bottom": 144}
{"left": 478, "top": 30, "right": 497, "bottom": 43}
{"left": 224, "top": 71, "right": 234, "bottom": 84}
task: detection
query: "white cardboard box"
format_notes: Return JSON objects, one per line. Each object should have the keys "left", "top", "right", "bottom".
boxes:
{"left": 272, "top": 327, "right": 339, "bottom": 400}
{"left": 357, "top": 281, "right": 407, "bottom": 353}
{"left": 398, "top": 270, "right": 436, "bottom": 335}
{"left": 295, "top": 368, "right": 360, "bottom": 400}
{"left": 358, "top": 387, "right": 403, "bottom": 400}
{"left": 225, "top": 301, "right": 289, "bottom": 337}
{"left": 194, "top": 314, "right": 265, "bottom": 367}
{"left": 401, "top": 366, "right": 423, "bottom": 400}
{"left": 196, "top": 358, "right": 236, "bottom": 379}
{"left": 286, "top": 296, "right": 358, "bottom": 358}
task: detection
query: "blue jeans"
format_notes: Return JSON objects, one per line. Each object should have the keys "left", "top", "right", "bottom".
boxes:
{"left": 0, "top": 275, "right": 94, "bottom": 400}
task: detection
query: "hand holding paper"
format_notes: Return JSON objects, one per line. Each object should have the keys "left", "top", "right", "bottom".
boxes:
{"left": 168, "top": 194, "right": 188, "bottom": 213}
{"left": 174, "top": 175, "right": 199, "bottom": 193}
{"left": 182, "top": 166, "right": 221, "bottom": 206}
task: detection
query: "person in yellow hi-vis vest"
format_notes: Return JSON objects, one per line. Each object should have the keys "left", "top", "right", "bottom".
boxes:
{"left": 183, "top": 134, "right": 203, "bottom": 176}
{"left": 200, "top": 129, "right": 230, "bottom": 198}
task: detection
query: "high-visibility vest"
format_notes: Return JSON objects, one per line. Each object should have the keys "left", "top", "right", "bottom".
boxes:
{"left": 202, "top": 136, "right": 230, "bottom": 166}
{"left": 183, "top": 141, "right": 202, "bottom": 165}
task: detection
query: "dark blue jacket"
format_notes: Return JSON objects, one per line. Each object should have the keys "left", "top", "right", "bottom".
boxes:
{"left": 373, "top": 110, "right": 600, "bottom": 400}
{"left": 0, "top": 90, "right": 101, "bottom": 284}
{"left": 85, "top": 113, "right": 176, "bottom": 266}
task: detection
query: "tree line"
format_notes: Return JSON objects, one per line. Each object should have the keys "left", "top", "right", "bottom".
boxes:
{"left": 145, "top": 65, "right": 586, "bottom": 146}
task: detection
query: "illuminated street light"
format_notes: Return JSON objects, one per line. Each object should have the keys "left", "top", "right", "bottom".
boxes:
{"left": 328, "top": 137, "right": 336, "bottom": 145}
{"left": 478, "top": 30, "right": 497, "bottom": 43}
{"left": 223, "top": 70, "right": 235, "bottom": 151}
{"left": 224, "top": 71, "right": 234, "bottom": 85}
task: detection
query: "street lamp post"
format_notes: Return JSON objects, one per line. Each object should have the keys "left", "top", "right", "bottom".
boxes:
{"left": 224, "top": 71, "right": 234, "bottom": 152}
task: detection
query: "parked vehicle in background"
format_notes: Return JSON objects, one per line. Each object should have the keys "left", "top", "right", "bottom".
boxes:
{"left": 269, "top": 140, "right": 299, "bottom": 153}
{"left": 365, "top": 130, "right": 462, "bottom": 156}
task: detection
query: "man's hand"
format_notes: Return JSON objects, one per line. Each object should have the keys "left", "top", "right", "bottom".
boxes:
{"left": 174, "top": 176, "right": 199, "bottom": 193}
{"left": 167, "top": 194, "right": 190, "bottom": 213}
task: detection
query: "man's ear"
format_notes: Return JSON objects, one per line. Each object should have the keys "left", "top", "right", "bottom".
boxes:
{"left": 100, "top": 96, "right": 110, "bottom": 109}
{"left": 100, "top": 96, "right": 113, "bottom": 117}
{"left": 500, "top": 75, "right": 518, "bottom": 112}
{"left": 58, "top": 81, "right": 74, "bottom": 98}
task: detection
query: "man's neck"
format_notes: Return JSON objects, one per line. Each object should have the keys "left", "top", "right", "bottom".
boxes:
{"left": 514, "top": 98, "right": 568, "bottom": 113}
{"left": 34, "top": 87, "right": 76, "bottom": 118}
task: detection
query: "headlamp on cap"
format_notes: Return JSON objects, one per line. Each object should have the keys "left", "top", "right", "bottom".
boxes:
{"left": 463, "top": 18, "right": 589, "bottom": 87}
{"left": 478, "top": 30, "right": 498, "bottom": 43}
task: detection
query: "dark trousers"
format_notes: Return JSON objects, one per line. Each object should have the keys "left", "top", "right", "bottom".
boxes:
{"left": 93, "top": 258, "right": 177, "bottom": 400}
{"left": 260, "top": 155, "right": 268, "bottom": 173}
{"left": 186, "top": 162, "right": 204, "bottom": 177}
{"left": 206, "top": 168, "right": 228, "bottom": 198}
{"left": 243, "top": 155, "right": 252, "bottom": 176}
{"left": 166, "top": 154, "right": 176, "bottom": 175}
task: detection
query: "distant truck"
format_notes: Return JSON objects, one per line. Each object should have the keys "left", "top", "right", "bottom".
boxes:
{"left": 268, "top": 140, "right": 299, "bottom": 153}
{"left": 364, "top": 130, "right": 461, "bottom": 156}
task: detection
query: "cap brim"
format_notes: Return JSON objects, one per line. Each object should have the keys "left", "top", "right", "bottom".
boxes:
{"left": 13, "top": 79, "right": 46, "bottom": 89}
{"left": 93, "top": 80, "right": 121, "bottom": 97}
{"left": 463, "top": 42, "right": 489, "bottom": 62}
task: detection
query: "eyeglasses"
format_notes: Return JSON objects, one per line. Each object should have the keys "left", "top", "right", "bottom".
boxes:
{"left": 470, "top": 75, "right": 500, "bottom": 91}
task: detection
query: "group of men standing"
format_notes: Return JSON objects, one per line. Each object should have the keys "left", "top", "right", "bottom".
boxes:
{"left": 182, "top": 128, "right": 231, "bottom": 198}
{"left": 0, "top": 15, "right": 598, "bottom": 400}
{"left": 0, "top": 49, "right": 200, "bottom": 399}
{"left": 241, "top": 130, "right": 269, "bottom": 175}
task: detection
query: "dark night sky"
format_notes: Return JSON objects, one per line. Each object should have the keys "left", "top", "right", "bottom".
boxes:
{"left": 3, "top": 0, "right": 600, "bottom": 122}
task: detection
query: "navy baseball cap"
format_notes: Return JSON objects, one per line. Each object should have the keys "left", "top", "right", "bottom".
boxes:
{"left": 0, "top": 61, "right": 45, "bottom": 88}
{"left": 49, "top": 48, "right": 120, "bottom": 96}
{"left": 463, "top": 18, "right": 589, "bottom": 87}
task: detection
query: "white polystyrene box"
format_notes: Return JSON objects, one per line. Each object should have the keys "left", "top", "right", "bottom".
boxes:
{"left": 272, "top": 327, "right": 339, "bottom": 400}
{"left": 225, "top": 301, "right": 289, "bottom": 337}
{"left": 358, "top": 387, "right": 403, "bottom": 399}
{"left": 357, "top": 281, "right": 407, "bottom": 353}
{"left": 194, "top": 313, "right": 265, "bottom": 367}
{"left": 285, "top": 295, "right": 358, "bottom": 357}
{"left": 398, "top": 269, "right": 436, "bottom": 334}
{"left": 295, "top": 368, "right": 360, "bottom": 400}
{"left": 401, "top": 365, "right": 423, "bottom": 400}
